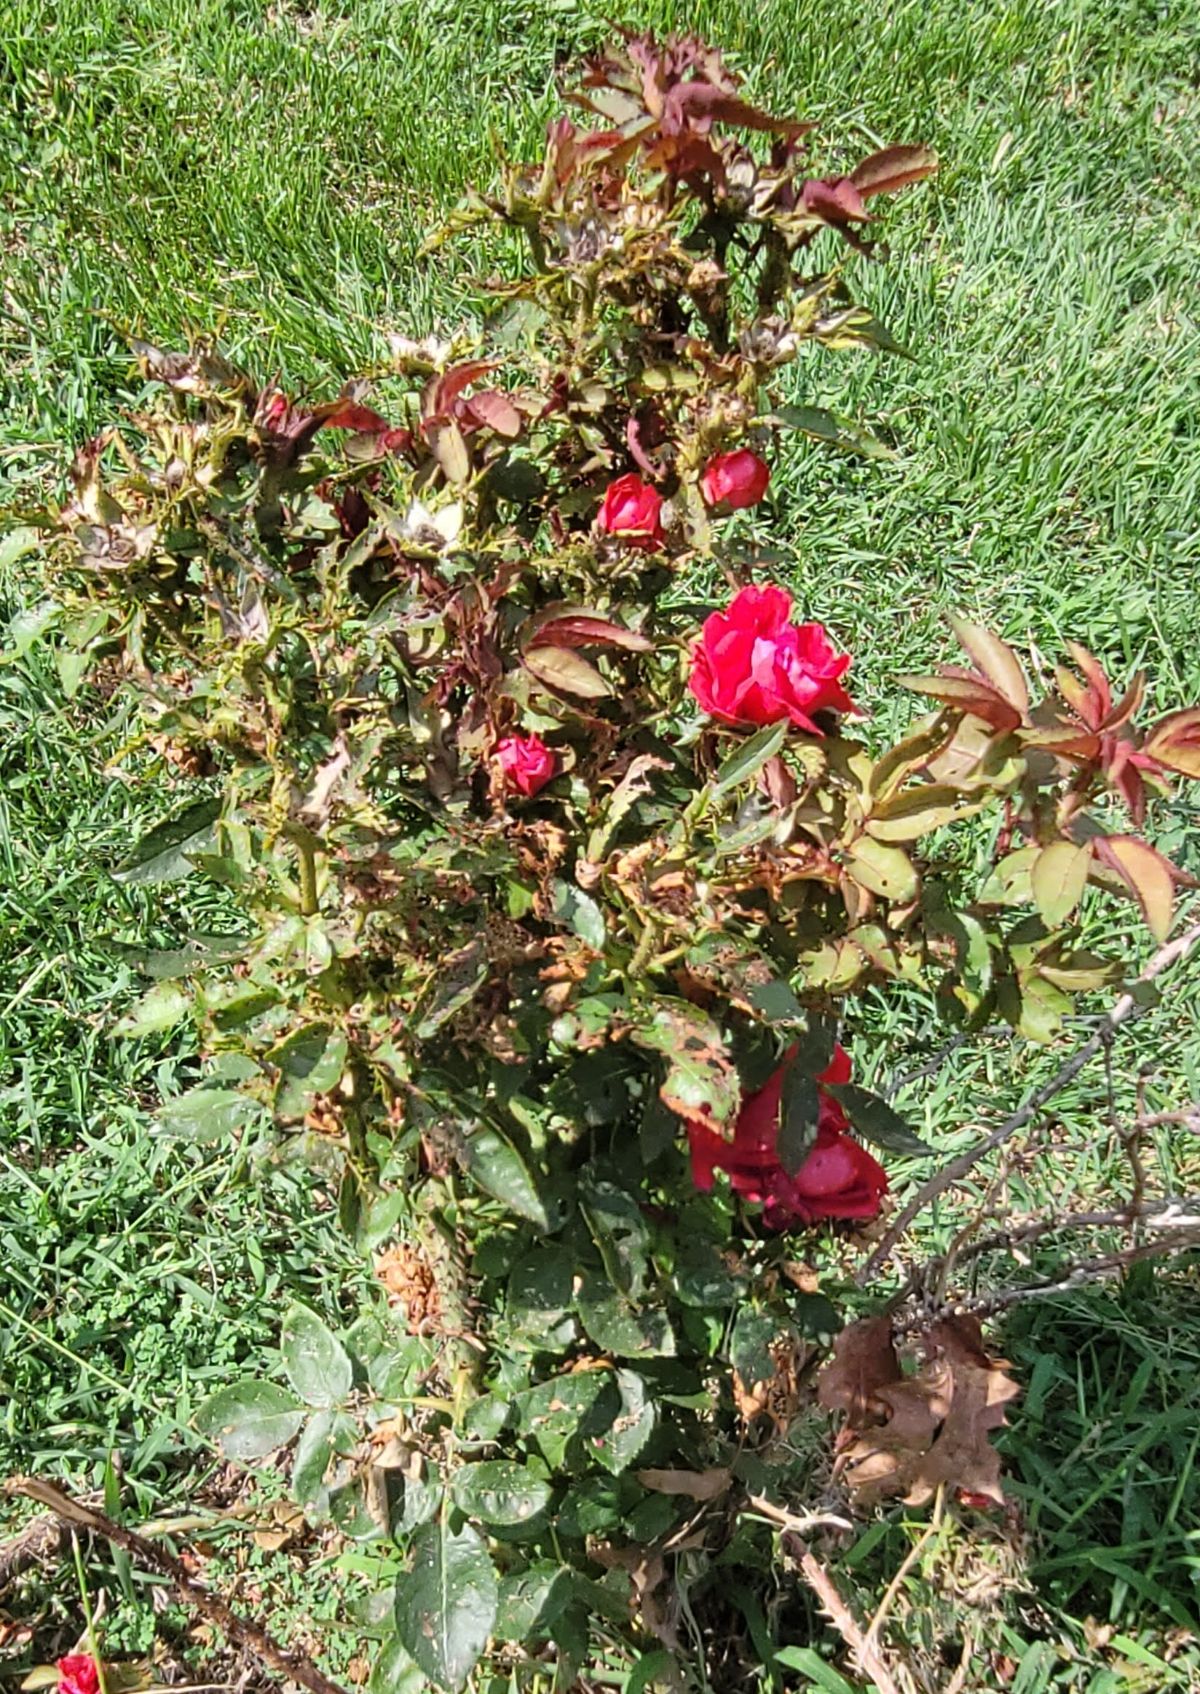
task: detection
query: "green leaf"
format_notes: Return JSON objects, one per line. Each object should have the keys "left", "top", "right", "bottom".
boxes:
{"left": 415, "top": 941, "right": 487, "bottom": 1040}
{"left": 766, "top": 404, "right": 895, "bottom": 462}
{"left": 594, "top": 1369, "right": 656, "bottom": 1474}
{"left": 394, "top": 1521, "right": 497, "bottom": 1692}
{"left": 269, "top": 1023, "right": 348, "bottom": 1117}
{"left": 154, "top": 1086, "right": 260, "bottom": 1143}
{"left": 282, "top": 1305, "right": 354, "bottom": 1408}
{"left": 745, "top": 978, "right": 806, "bottom": 1024}
{"left": 112, "top": 980, "right": 192, "bottom": 1038}
{"left": 730, "top": 1309, "right": 778, "bottom": 1386}
{"left": 978, "top": 844, "right": 1040, "bottom": 906}
{"left": 194, "top": 1379, "right": 305, "bottom": 1460}
{"left": 774, "top": 1646, "right": 857, "bottom": 1694}
{"left": 550, "top": 879, "right": 606, "bottom": 950}
{"left": 866, "top": 783, "right": 977, "bottom": 841}
{"left": 450, "top": 1461, "right": 551, "bottom": 1527}
{"left": 368, "top": 1639, "right": 427, "bottom": 1694}
{"left": 579, "top": 1178, "right": 650, "bottom": 1300}
{"left": 776, "top": 1061, "right": 819, "bottom": 1176}
{"left": 843, "top": 835, "right": 919, "bottom": 901}
{"left": 713, "top": 721, "right": 788, "bottom": 795}
{"left": 827, "top": 1084, "right": 934, "bottom": 1156}
{"left": 463, "top": 1127, "right": 549, "bottom": 1229}
{"left": 577, "top": 1278, "right": 676, "bottom": 1360}
{"left": 292, "top": 1409, "right": 357, "bottom": 1506}
{"left": 507, "top": 1246, "right": 574, "bottom": 1333}
{"left": 517, "top": 1372, "right": 616, "bottom": 1470}
{"left": 494, "top": 1563, "right": 570, "bottom": 1642}
{"left": 1030, "top": 840, "right": 1091, "bottom": 927}
{"left": 113, "top": 797, "right": 222, "bottom": 885}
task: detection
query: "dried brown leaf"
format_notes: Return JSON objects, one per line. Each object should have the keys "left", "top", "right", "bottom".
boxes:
{"left": 817, "top": 1315, "right": 899, "bottom": 1425}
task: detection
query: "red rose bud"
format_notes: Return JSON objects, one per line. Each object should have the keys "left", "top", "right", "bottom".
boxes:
{"left": 495, "top": 732, "right": 557, "bottom": 798}
{"left": 686, "top": 1044, "right": 888, "bottom": 1231}
{"left": 688, "top": 583, "right": 855, "bottom": 733}
{"left": 57, "top": 1658, "right": 101, "bottom": 1694}
{"left": 598, "top": 473, "right": 665, "bottom": 551}
{"left": 700, "top": 449, "right": 770, "bottom": 511}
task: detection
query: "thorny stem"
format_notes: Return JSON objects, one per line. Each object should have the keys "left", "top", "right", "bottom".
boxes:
{"left": 71, "top": 1529, "right": 110, "bottom": 1694}
{"left": 859, "top": 919, "right": 1200, "bottom": 1286}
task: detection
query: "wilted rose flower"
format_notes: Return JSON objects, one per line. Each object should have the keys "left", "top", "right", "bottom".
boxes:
{"left": 495, "top": 733, "right": 557, "bottom": 798}
{"left": 686, "top": 1045, "right": 888, "bottom": 1230}
{"left": 57, "top": 1657, "right": 100, "bottom": 1694}
{"left": 700, "top": 448, "right": 770, "bottom": 511}
{"left": 689, "top": 583, "right": 855, "bottom": 733}
{"left": 598, "top": 473, "right": 665, "bottom": 550}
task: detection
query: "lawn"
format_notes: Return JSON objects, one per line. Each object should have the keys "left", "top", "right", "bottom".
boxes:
{"left": 3, "top": 0, "right": 1200, "bottom": 1688}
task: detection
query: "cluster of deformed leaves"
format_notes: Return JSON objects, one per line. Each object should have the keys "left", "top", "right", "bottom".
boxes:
{"left": 18, "top": 28, "right": 1200, "bottom": 1693}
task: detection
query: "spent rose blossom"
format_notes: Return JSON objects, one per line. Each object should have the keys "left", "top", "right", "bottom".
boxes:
{"left": 57, "top": 1658, "right": 100, "bottom": 1694}
{"left": 686, "top": 1044, "right": 888, "bottom": 1230}
{"left": 689, "top": 583, "right": 855, "bottom": 732}
{"left": 598, "top": 473, "right": 665, "bottom": 550}
{"left": 700, "top": 448, "right": 770, "bottom": 511}
{"left": 496, "top": 732, "right": 557, "bottom": 798}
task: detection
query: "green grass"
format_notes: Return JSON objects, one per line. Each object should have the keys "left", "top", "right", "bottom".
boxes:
{"left": 4, "top": 0, "right": 1200, "bottom": 1687}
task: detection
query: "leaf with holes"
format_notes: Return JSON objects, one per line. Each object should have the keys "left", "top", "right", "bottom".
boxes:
{"left": 395, "top": 1520, "right": 497, "bottom": 1692}
{"left": 194, "top": 1379, "right": 306, "bottom": 1460}
{"left": 451, "top": 1461, "right": 552, "bottom": 1528}
{"left": 281, "top": 1305, "right": 353, "bottom": 1408}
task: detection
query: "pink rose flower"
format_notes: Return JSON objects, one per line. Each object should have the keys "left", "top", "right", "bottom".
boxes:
{"left": 598, "top": 473, "right": 665, "bottom": 550}
{"left": 686, "top": 1044, "right": 888, "bottom": 1230}
{"left": 688, "top": 584, "right": 855, "bottom": 733}
{"left": 57, "top": 1658, "right": 100, "bottom": 1694}
{"left": 700, "top": 449, "right": 770, "bottom": 511}
{"left": 496, "top": 732, "right": 557, "bottom": 798}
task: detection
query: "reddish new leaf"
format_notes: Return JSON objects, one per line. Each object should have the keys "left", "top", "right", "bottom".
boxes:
{"left": 947, "top": 615, "right": 1029, "bottom": 719}
{"left": 898, "top": 670, "right": 1024, "bottom": 733}
{"left": 532, "top": 614, "right": 653, "bottom": 653}
{"left": 1144, "top": 708, "right": 1200, "bottom": 779}
{"left": 850, "top": 144, "right": 939, "bottom": 198}
{"left": 466, "top": 389, "right": 523, "bottom": 439}
{"left": 1093, "top": 834, "right": 1175, "bottom": 941}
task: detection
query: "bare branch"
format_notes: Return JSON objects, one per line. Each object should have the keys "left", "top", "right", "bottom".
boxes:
{"left": 3, "top": 1478, "right": 352, "bottom": 1694}
{"left": 790, "top": 1540, "right": 909, "bottom": 1694}
{"left": 858, "top": 921, "right": 1200, "bottom": 1285}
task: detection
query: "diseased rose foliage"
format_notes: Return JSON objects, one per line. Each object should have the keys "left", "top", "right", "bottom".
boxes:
{"left": 28, "top": 30, "right": 1200, "bottom": 1691}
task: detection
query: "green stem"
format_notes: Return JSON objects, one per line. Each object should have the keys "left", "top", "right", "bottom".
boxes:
{"left": 71, "top": 1530, "right": 110, "bottom": 1694}
{"left": 297, "top": 837, "right": 319, "bottom": 916}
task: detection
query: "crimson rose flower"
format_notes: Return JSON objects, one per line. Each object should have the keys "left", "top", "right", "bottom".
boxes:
{"left": 495, "top": 732, "right": 557, "bottom": 798}
{"left": 57, "top": 1658, "right": 100, "bottom": 1694}
{"left": 688, "top": 584, "right": 855, "bottom": 733}
{"left": 598, "top": 473, "right": 665, "bottom": 550}
{"left": 686, "top": 1044, "right": 888, "bottom": 1230}
{"left": 700, "top": 449, "right": 770, "bottom": 511}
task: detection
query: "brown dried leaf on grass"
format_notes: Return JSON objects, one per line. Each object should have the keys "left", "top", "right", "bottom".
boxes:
{"left": 818, "top": 1315, "right": 1019, "bottom": 1506}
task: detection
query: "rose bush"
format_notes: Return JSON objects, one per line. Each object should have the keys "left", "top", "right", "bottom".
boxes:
{"left": 26, "top": 29, "right": 1200, "bottom": 1694}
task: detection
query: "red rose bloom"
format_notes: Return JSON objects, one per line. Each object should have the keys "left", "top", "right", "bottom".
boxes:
{"left": 700, "top": 449, "right": 770, "bottom": 511}
{"left": 57, "top": 1658, "right": 100, "bottom": 1694}
{"left": 686, "top": 1044, "right": 888, "bottom": 1230}
{"left": 496, "top": 733, "right": 557, "bottom": 798}
{"left": 688, "top": 584, "right": 855, "bottom": 733}
{"left": 598, "top": 473, "right": 665, "bottom": 550}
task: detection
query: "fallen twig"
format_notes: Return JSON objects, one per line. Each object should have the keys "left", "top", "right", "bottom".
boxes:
{"left": 859, "top": 921, "right": 1200, "bottom": 1285}
{"left": 789, "top": 1540, "right": 908, "bottom": 1694}
{"left": 4, "top": 1477, "right": 352, "bottom": 1694}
